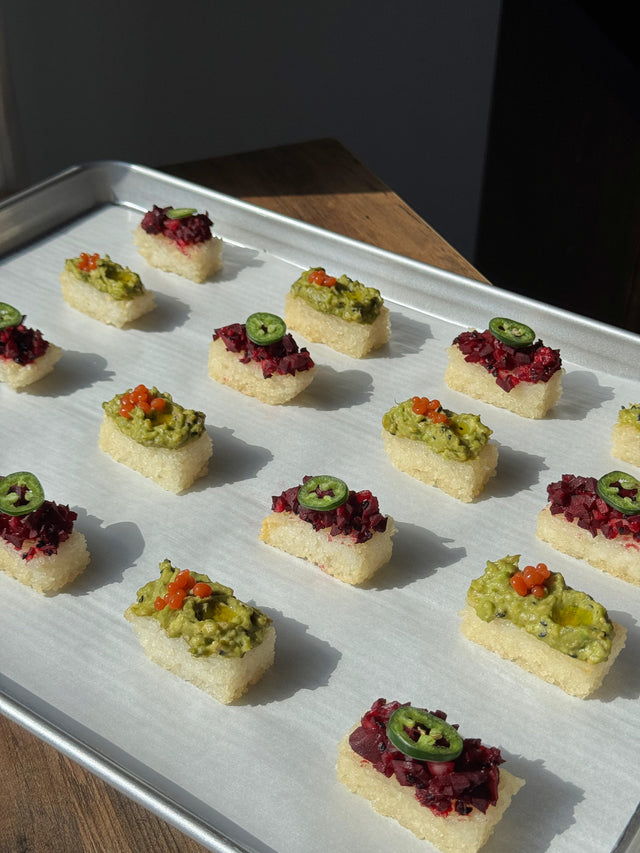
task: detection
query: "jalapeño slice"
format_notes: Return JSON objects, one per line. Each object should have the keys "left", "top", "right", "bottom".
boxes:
{"left": 0, "top": 302, "right": 22, "bottom": 330}
{"left": 166, "top": 207, "right": 197, "bottom": 219}
{"left": 596, "top": 471, "right": 640, "bottom": 515}
{"left": 297, "top": 475, "right": 349, "bottom": 511}
{"left": 386, "top": 706, "right": 463, "bottom": 762}
{"left": 488, "top": 317, "right": 536, "bottom": 348}
{"left": 0, "top": 472, "right": 45, "bottom": 516}
{"left": 245, "top": 312, "right": 286, "bottom": 346}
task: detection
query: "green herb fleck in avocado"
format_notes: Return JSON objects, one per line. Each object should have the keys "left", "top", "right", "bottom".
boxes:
{"left": 131, "top": 559, "right": 272, "bottom": 657}
{"left": 467, "top": 555, "right": 613, "bottom": 663}
{"left": 290, "top": 267, "right": 383, "bottom": 324}
{"left": 66, "top": 254, "right": 145, "bottom": 300}
{"left": 618, "top": 404, "right": 640, "bottom": 432}
{"left": 102, "top": 387, "right": 206, "bottom": 449}
{"left": 382, "top": 398, "right": 492, "bottom": 461}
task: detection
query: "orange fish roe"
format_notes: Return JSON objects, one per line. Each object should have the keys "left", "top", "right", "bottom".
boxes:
{"left": 77, "top": 252, "right": 100, "bottom": 272}
{"left": 411, "top": 396, "right": 450, "bottom": 425}
{"left": 509, "top": 562, "right": 550, "bottom": 598}
{"left": 119, "top": 384, "right": 167, "bottom": 419}
{"left": 154, "top": 569, "right": 213, "bottom": 611}
{"left": 308, "top": 268, "right": 337, "bottom": 287}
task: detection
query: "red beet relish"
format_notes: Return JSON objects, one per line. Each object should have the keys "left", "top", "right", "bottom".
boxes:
{"left": 271, "top": 476, "right": 387, "bottom": 544}
{"left": 213, "top": 323, "right": 314, "bottom": 379}
{"left": 140, "top": 205, "right": 212, "bottom": 247}
{"left": 547, "top": 474, "right": 640, "bottom": 541}
{"left": 349, "top": 699, "right": 503, "bottom": 816}
{"left": 454, "top": 328, "right": 561, "bottom": 392}
{"left": 0, "top": 499, "right": 77, "bottom": 561}
{"left": 0, "top": 323, "right": 49, "bottom": 366}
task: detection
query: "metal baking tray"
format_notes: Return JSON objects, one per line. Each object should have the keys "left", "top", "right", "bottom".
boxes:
{"left": 1, "top": 161, "right": 639, "bottom": 853}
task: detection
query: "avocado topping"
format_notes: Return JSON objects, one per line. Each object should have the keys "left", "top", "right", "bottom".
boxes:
{"left": 382, "top": 398, "right": 492, "bottom": 461}
{"left": 467, "top": 554, "right": 614, "bottom": 663}
{"left": 290, "top": 266, "right": 383, "bottom": 324}
{"left": 65, "top": 254, "right": 145, "bottom": 300}
{"left": 102, "top": 385, "right": 206, "bottom": 449}
{"left": 131, "top": 559, "right": 272, "bottom": 657}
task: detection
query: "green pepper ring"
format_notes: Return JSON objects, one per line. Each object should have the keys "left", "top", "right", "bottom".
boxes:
{"left": 0, "top": 302, "right": 22, "bottom": 330}
{"left": 245, "top": 312, "right": 287, "bottom": 346}
{"left": 0, "top": 472, "right": 45, "bottom": 517}
{"left": 166, "top": 207, "right": 197, "bottom": 219}
{"left": 488, "top": 317, "right": 536, "bottom": 348}
{"left": 297, "top": 475, "right": 349, "bottom": 511}
{"left": 596, "top": 471, "right": 640, "bottom": 515}
{"left": 386, "top": 706, "right": 463, "bottom": 762}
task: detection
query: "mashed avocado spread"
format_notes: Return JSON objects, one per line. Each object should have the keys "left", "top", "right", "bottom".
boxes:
{"left": 131, "top": 560, "right": 272, "bottom": 657}
{"left": 619, "top": 404, "right": 640, "bottom": 431}
{"left": 66, "top": 254, "right": 145, "bottom": 300}
{"left": 467, "top": 555, "right": 613, "bottom": 663}
{"left": 103, "top": 387, "right": 206, "bottom": 449}
{"left": 290, "top": 267, "right": 383, "bottom": 323}
{"left": 382, "top": 399, "right": 491, "bottom": 461}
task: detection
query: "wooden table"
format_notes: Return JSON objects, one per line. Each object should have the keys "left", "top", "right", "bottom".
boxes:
{"left": 0, "top": 139, "right": 486, "bottom": 853}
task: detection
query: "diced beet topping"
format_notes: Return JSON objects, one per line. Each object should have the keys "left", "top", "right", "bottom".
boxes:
{"left": 213, "top": 323, "right": 314, "bottom": 378}
{"left": 0, "top": 323, "right": 49, "bottom": 366}
{"left": 140, "top": 205, "right": 213, "bottom": 249}
{"left": 348, "top": 699, "right": 503, "bottom": 816}
{"left": 454, "top": 328, "right": 561, "bottom": 392}
{"left": 547, "top": 474, "right": 640, "bottom": 541}
{"left": 0, "top": 499, "right": 77, "bottom": 561}
{"left": 271, "top": 476, "right": 387, "bottom": 543}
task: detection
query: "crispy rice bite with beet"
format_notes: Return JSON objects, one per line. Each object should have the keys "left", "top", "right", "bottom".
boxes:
{"left": 0, "top": 304, "right": 62, "bottom": 390}
{"left": 208, "top": 316, "right": 316, "bottom": 405}
{"left": 0, "top": 472, "right": 90, "bottom": 594}
{"left": 133, "top": 205, "right": 223, "bottom": 282}
{"left": 259, "top": 475, "right": 395, "bottom": 584}
{"left": 537, "top": 473, "right": 640, "bottom": 586}
{"left": 337, "top": 698, "right": 524, "bottom": 853}
{"left": 445, "top": 318, "right": 563, "bottom": 418}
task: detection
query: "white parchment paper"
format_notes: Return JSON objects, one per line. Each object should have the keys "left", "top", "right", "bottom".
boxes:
{"left": 1, "top": 165, "right": 639, "bottom": 853}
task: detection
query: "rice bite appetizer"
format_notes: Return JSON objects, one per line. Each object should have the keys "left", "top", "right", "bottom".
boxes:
{"left": 60, "top": 252, "right": 155, "bottom": 327}
{"left": 99, "top": 384, "right": 213, "bottom": 493}
{"left": 612, "top": 404, "right": 640, "bottom": 468}
{"left": 460, "top": 554, "right": 626, "bottom": 698}
{"left": 284, "top": 266, "right": 390, "bottom": 357}
{"left": 445, "top": 317, "right": 563, "bottom": 418}
{"left": 382, "top": 396, "right": 498, "bottom": 502}
{"left": 209, "top": 312, "right": 315, "bottom": 405}
{"left": 125, "top": 559, "right": 275, "bottom": 704}
{"left": 0, "top": 302, "right": 62, "bottom": 389}
{"left": 0, "top": 472, "right": 90, "bottom": 594}
{"left": 259, "top": 474, "right": 394, "bottom": 584}
{"left": 536, "top": 472, "right": 640, "bottom": 586}
{"left": 133, "top": 205, "right": 223, "bottom": 282}
{"left": 336, "top": 698, "right": 524, "bottom": 853}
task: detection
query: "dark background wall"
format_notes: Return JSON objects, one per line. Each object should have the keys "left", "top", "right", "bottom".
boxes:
{"left": 2, "top": 1, "right": 639, "bottom": 332}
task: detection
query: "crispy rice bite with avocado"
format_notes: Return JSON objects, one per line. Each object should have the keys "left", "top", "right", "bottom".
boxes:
{"left": 382, "top": 396, "right": 498, "bottom": 502}
{"left": 459, "top": 554, "right": 626, "bottom": 698}
{"left": 209, "top": 312, "right": 315, "bottom": 405}
{"left": 0, "top": 302, "right": 62, "bottom": 390}
{"left": 445, "top": 317, "right": 563, "bottom": 418}
{"left": 125, "top": 559, "right": 275, "bottom": 704}
{"left": 259, "top": 475, "right": 395, "bottom": 584}
{"left": 133, "top": 205, "right": 223, "bottom": 282}
{"left": 60, "top": 252, "right": 155, "bottom": 327}
{"left": 612, "top": 405, "right": 640, "bottom": 468}
{"left": 536, "top": 472, "right": 640, "bottom": 587}
{"left": 336, "top": 698, "right": 524, "bottom": 853}
{"left": 284, "top": 266, "right": 390, "bottom": 357}
{"left": 0, "top": 472, "right": 90, "bottom": 594}
{"left": 98, "top": 384, "right": 212, "bottom": 493}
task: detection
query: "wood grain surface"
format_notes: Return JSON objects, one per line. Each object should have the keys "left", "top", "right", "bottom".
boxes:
{"left": 0, "top": 139, "right": 484, "bottom": 853}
